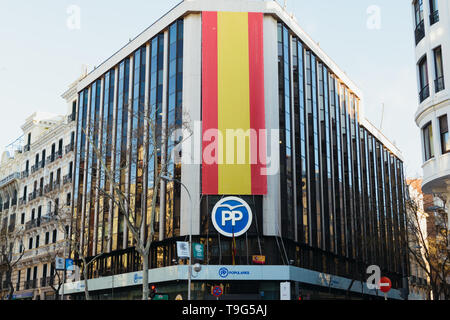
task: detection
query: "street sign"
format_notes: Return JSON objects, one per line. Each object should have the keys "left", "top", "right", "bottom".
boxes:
{"left": 192, "top": 243, "right": 205, "bottom": 261}
{"left": 55, "top": 257, "right": 65, "bottom": 270}
{"left": 153, "top": 294, "right": 169, "bottom": 301}
{"left": 65, "top": 259, "right": 74, "bottom": 271}
{"left": 176, "top": 241, "right": 190, "bottom": 259}
{"left": 379, "top": 277, "right": 392, "bottom": 293}
{"left": 212, "top": 286, "right": 223, "bottom": 298}
{"left": 211, "top": 197, "right": 253, "bottom": 238}
{"left": 280, "top": 282, "right": 291, "bottom": 300}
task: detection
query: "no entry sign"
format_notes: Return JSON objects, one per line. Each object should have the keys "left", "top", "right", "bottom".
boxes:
{"left": 212, "top": 286, "right": 223, "bottom": 298}
{"left": 379, "top": 277, "right": 392, "bottom": 294}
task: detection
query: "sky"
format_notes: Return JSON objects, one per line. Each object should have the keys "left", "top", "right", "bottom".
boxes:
{"left": 0, "top": 0, "right": 420, "bottom": 177}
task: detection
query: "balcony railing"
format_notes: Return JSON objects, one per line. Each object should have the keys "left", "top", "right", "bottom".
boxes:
{"left": 19, "top": 196, "right": 27, "bottom": 206}
{"left": 419, "top": 84, "right": 430, "bottom": 103}
{"left": 24, "top": 279, "right": 37, "bottom": 290}
{"left": 0, "top": 172, "right": 20, "bottom": 188}
{"left": 24, "top": 144, "right": 31, "bottom": 153}
{"left": 40, "top": 276, "right": 55, "bottom": 288}
{"left": 44, "top": 183, "right": 53, "bottom": 194}
{"left": 21, "top": 170, "right": 29, "bottom": 179}
{"left": 31, "top": 164, "right": 38, "bottom": 174}
{"left": 3, "top": 202, "right": 10, "bottom": 210}
{"left": 25, "top": 218, "right": 42, "bottom": 231}
{"left": 430, "top": 10, "right": 439, "bottom": 25}
{"left": 68, "top": 113, "right": 76, "bottom": 122}
{"left": 435, "top": 76, "right": 445, "bottom": 93}
{"left": 11, "top": 198, "right": 17, "bottom": 207}
{"left": 28, "top": 191, "right": 37, "bottom": 202}
{"left": 8, "top": 224, "right": 15, "bottom": 233}
{"left": 63, "top": 174, "right": 73, "bottom": 185}
{"left": 415, "top": 20, "right": 425, "bottom": 45}
{"left": 65, "top": 143, "right": 74, "bottom": 154}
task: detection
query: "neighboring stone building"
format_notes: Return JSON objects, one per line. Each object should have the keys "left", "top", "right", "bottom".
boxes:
{"left": 0, "top": 79, "right": 79, "bottom": 300}
{"left": 407, "top": 178, "right": 432, "bottom": 300}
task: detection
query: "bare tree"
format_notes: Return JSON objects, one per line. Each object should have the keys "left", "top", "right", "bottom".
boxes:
{"left": 78, "top": 100, "right": 192, "bottom": 300}
{"left": 0, "top": 226, "right": 25, "bottom": 300}
{"left": 405, "top": 186, "right": 449, "bottom": 300}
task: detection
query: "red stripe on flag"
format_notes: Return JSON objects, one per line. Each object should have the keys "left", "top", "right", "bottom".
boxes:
{"left": 248, "top": 12, "right": 267, "bottom": 195}
{"left": 202, "top": 11, "right": 219, "bottom": 195}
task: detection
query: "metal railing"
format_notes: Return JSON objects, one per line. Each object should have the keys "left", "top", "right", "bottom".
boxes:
{"left": 0, "top": 172, "right": 20, "bottom": 187}
{"left": 430, "top": 10, "right": 439, "bottom": 25}
{"left": 415, "top": 20, "right": 425, "bottom": 45}
{"left": 65, "top": 143, "right": 74, "bottom": 154}
{"left": 63, "top": 174, "right": 73, "bottom": 185}
{"left": 435, "top": 76, "right": 445, "bottom": 93}
{"left": 419, "top": 84, "right": 430, "bottom": 103}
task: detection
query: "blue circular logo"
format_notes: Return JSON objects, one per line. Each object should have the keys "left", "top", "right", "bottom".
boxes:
{"left": 211, "top": 197, "right": 253, "bottom": 238}
{"left": 219, "top": 267, "right": 229, "bottom": 278}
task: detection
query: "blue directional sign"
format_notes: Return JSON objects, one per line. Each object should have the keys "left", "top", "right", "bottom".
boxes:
{"left": 211, "top": 197, "right": 253, "bottom": 238}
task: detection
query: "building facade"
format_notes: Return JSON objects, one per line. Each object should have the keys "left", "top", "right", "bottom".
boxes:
{"left": 0, "top": 81, "right": 78, "bottom": 300}
{"left": 412, "top": 0, "right": 450, "bottom": 229}
{"left": 64, "top": 0, "right": 409, "bottom": 300}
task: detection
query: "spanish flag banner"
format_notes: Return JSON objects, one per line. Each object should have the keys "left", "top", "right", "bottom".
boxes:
{"left": 202, "top": 11, "right": 267, "bottom": 195}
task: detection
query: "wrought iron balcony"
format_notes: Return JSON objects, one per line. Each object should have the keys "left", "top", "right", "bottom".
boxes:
{"left": 415, "top": 20, "right": 425, "bottom": 45}
{"left": 435, "top": 76, "right": 445, "bottom": 93}
{"left": 63, "top": 174, "right": 73, "bottom": 185}
{"left": 419, "top": 84, "right": 430, "bottom": 103}
{"left": 68, "top": 113, "right": 76, "bottom": 123}
{"left": 430, "top": 10, "right": 439, "bottom": 25}
{"left": 0, "top": 172, "right": 20, "bottom": 188}
{"left": 65, "top": 143, "right": 74, "bottom": 154}
{"left": 21, "top": 170, "right": 29, "bottom": 179}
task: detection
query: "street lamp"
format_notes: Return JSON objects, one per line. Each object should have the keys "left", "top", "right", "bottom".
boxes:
{"left": 160, "top": 175, "right": 194, "bottom": 300}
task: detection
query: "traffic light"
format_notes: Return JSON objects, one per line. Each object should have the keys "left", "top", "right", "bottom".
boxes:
{"left": 150, "top": 285, "right": 157, "bottom": 300}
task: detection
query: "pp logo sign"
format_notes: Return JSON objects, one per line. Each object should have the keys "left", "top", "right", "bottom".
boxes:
{"left": 211, "top": 197, "right": 252, "bottom": 238}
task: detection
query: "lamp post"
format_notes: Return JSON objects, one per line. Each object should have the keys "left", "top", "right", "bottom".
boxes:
{"left": 161, "top": 175, "right": 193, "bottom": 300}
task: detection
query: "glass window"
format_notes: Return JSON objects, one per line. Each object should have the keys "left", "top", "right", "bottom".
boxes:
{"left": 423, "top": 122, "right": 434, "bottom": 160}
{"left": 434, "top": 46, "right": 444, "bottom": 93}
{"left": 429, "top": 0, "right": 439, "bottom": 25}
{"left": 439, "top": 115, "right": 450, "bottom": 154}
{"left": 418, "top": 56, "right": 429, "bottom": 102}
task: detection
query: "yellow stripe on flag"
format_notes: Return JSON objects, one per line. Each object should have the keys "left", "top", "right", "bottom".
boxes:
{"left": 217, "top": 12, "right": 252, "bottom": 195}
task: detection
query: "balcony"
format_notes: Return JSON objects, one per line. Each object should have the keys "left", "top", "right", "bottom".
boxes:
{"left": 419, "top": 84, "right": 430, "bottom": 103}
{"left": 63, "top": 174, "right": 73, "bottom": 185}
{"left": 25, "top": 218, "right": 41, "bottom": 231}
{"left": 44, "top": 183, "right": 53, "bottom": 194}
{"left": 11, "top": 197, "right": 17, "bottom": 207}
{"left": 21, "top": 170, "right": 29, "bottom": 179}
{"left": 65, "top": 143, "right": 74, "bottom": 154}
{"left": 24, "top": 279, "right": 37, "bottom": 290}
{"left": 28, "top": 191, "right": 37, "bottom": 202}
{"left": 24, "top": 144, "right": 31, "bottom": 153}
{"left": 68, "top": 113, "right": 76, "bottom": 123}
{"left": 8, "top": 224, "right": 15, "bottom": 233}
{"left": 430, "top": 10, "right": 439, "bottom": 26}
{"left": 19, "top": 196, "right": 27, "bottom": 206}
{"left": 0, "top": 172, "right": 20, "bottom": 188}
{"left": 3, "top": 202, "right": 10, "bottom": 210}
{"left": 31, "top": 164, "right": 38, "bottom": 174}
{"left": 40, "top": 276, "right": 55, "bottom": 288}
{"left": 415, "top": 20, "right": 425, "bottom": 45}
{"left": 435, "top": 76, "right": 445, "bottom": 93}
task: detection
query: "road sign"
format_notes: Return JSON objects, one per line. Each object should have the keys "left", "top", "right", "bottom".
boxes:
{"left": 176, "top": 241, "right": 190, "bottom": 259}
{"left": 211, "top": 197, "right": 253, "bottom": 238}
{"left": 192, "top": 243, "right": 205, "bottom": 260}
{"left": 379, "top": 277, "right": 392, "bottom": 294}
{"left": 55, "top": 257, "right": 65, "bottom": 270}
{"left": 65, "top": 259, "right": 74, "bottom": 271}
{"left": 280, "top": 282, "right": 291, "bottom": 300}
{"left": 153, "top": 294, "right": 169, "bottom": 301}
{"left": 212, "top": 286, "right": 223, "bottom": 298}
